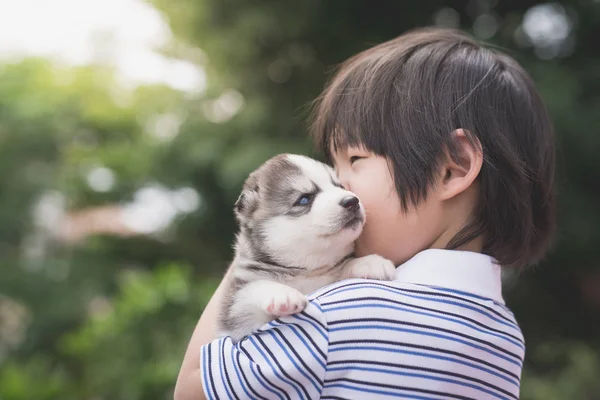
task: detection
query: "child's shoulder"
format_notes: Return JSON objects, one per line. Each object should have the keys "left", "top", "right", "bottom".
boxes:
{"left": 307, "top": 278, "right": 466, "bottom": 318}
{"left": 309, "top": 278, "right": 430, "bottom": 302}
{"left": 309, "top": 278, "right": 521, "bottom": 337}
{"left": 310, "top": 277, "right": 489, "bottom": 305}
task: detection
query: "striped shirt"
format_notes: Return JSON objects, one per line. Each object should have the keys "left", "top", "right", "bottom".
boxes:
{"left": 200, "top": 249, "right": 525, "bottom": 399}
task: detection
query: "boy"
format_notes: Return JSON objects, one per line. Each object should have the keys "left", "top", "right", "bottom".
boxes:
{"left": 175, "top": 26, "right": 555, "bottom": 399}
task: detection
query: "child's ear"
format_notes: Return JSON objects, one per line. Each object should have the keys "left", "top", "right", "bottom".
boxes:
{"left": 439, "top": 129, "right": 483, "bottom": 201}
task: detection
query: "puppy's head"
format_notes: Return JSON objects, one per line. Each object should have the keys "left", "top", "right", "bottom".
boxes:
{"left": 235, "top": 154, "right": 365, "bottom": 270}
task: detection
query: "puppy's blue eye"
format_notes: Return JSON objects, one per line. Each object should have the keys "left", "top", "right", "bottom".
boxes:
{"left": 295, "top": 194, "right": 313, "bottom": 206}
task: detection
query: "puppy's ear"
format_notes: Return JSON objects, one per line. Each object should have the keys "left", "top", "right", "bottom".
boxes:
{"left": 234, "top": 185, "right": 259, "bottom": 223}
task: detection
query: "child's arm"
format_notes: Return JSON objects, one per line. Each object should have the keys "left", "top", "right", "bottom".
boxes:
{"left": 174, "top": 271, "right": 329, "bottom": 400}
{"left": 174, "top": 271, "right": 231, "bottom": 400}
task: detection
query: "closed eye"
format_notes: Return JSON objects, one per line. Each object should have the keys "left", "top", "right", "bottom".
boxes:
{"left": 349, "top": 156, "right": 363, "bottom": 165}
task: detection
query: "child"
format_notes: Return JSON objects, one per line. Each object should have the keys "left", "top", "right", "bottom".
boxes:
{"left": 174, "top": 27, "right": 556, "bottom": 400}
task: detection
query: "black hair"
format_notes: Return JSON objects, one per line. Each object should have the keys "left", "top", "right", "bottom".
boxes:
{"left": 310, "top": 27, "right": 556, "bottom": 268}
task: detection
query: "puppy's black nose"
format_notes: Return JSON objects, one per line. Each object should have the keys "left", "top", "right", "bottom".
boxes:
{"left": 340, "top": 196, "right": 359, "bottom": 211}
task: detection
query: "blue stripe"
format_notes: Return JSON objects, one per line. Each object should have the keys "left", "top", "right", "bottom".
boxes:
{"left": 322, "top": 284, "right": 520, "bottom": 332}
{"left": 201, "top": 345, "right": 215, "bottom": 400}
{"left": 329, "top": 345, "right": 519, "bottom": 387}
{"left": 328, "top": 366, "right": 511, "bottom": 400}
{"left": 290, "top": 313, "right": 328, "bottom": 340}
{"left": 265, "top": 330, "right": 321, "bottom": 392}
{"left": 329, "top": 324, "right": 521, "bottom": 367}
{"left": 313, "top": 301, "right": 325, "bottom": 313}
{"left": 230, "top": 344, "right": 254, "bottom": 399}
{"left": 267, "top": 320, "right": 326, "bottom": 369}
{"left": 218, "top": 339, "right": 235, "bottom": 399}
{"left": 324, "top": 383, "right": 440, "bottom": 400}
{"left": 248, "top": 336, "right": 304, "bottom": 399}
{"left": 324, "top": 303, "right": 524, "bottom": 349}
{"left": 419, "top": 285, "right": 514, "bottom": 313}
{"left": 249, "top": 361, "right": 285, "bottom": 400}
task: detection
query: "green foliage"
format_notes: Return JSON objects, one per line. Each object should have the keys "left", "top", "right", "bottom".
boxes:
{"left": 0, "top": 357, "right": 70, "bottom": 400}
{"left": 56, "top": 263, "right": 216, "bottom": 400}
{"left": 521, "top": 342, "right": 600, "bottom": 400}
{"left": 1, "top": 262, "right": 217, "bottom": 400}
{"left": 0, "top": 0, "right": 599, "bottom": 398}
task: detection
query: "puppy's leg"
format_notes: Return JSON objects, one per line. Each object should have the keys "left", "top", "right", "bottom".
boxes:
{"left": 340, "top": 254, "right": 396, "bottom": 281}
{"left": 224, "top": 280, "right": 307, "bottom": 342}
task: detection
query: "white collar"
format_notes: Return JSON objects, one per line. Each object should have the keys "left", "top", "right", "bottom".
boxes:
{"left": 394, "top": 249, "right": 505, "bottom": 305}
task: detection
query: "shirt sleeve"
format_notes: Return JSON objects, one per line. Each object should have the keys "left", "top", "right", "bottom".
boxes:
{"left": 200, "top": 299, "right": 329, "bottom": 400}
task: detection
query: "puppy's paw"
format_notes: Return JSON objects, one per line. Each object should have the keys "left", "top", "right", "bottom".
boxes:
{"left": 342, "top": 254, "right": 396, "bottom": 281}
{"left": 263, "top": 285, "right": 307, "bottom": 317}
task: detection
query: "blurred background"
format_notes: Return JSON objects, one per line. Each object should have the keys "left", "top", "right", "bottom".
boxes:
{"left": 0, "top": 0, "right": 598, "bottom": 399}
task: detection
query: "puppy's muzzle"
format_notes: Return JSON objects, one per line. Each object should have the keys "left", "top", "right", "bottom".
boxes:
{"left": 340, "top": 196, "right": 360, "bottom": 212}
{"left": 339, "top": 195, "right": 364, "bottom": 229}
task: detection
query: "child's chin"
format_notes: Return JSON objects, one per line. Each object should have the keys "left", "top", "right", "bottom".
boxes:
{"left": 352, "top": 238, "right": 371, "bottom": 258}
{"left": 353, "top": 237, "right": 397, "bottom": 264}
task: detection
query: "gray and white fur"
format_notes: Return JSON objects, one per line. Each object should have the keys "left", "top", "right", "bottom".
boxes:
{"left": 218, "top": 153, "right": 396, "bottom": 342}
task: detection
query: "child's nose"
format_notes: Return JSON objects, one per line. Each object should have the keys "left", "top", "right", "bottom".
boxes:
{"left": 340, "top": 180, "right": 351, "bottom": 192}
{"left": 337, "top": 174, "right": 351, "bottom": 192}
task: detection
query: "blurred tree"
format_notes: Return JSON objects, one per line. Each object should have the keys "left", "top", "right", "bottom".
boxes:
{"left": 0, "top": 59, "right": 225, "bottom": 399}
{"left": 0, "top": 0, "right": 599, "bottom": 399}
{"left": 149, "top": 0, "right": 600, "bottom": 397}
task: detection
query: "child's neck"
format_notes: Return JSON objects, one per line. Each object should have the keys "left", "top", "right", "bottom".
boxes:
{"left": 430, "top": 184, "right": 483, "bottom": 253}
{"left": 429, "top": 227, "right": 483, "bottom": 254}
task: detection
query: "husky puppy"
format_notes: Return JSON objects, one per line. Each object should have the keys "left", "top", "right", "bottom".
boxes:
{"left": 218, "top": 154, "right": 396, "bottom": 342}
